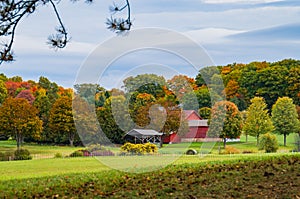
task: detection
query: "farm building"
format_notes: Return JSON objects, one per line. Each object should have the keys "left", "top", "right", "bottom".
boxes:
{"left": 162, "top": 110, "right": 209, "bottom": 143}
{"left": 125, "top": 129, "right": 163, "bottom": 144}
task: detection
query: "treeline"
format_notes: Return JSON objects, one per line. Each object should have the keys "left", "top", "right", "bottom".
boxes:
{"left": 0, "top": 75, "right": 79, "bottom": 147}
{"left": 0, "top": 59, "right": 300, "bottom": 148}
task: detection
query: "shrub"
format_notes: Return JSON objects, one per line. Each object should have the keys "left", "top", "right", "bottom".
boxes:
{"left": 242, "top": 150, "right": 255, "bottom": 154}
{"left": 87, "top": 144, "right": 102, "bottom": 152}
{"left": 14, "top": 149, "right": 32, "bottom": 160}
{"left": 120, "top": 143, "right": 158, "bottom": 155}
{"left": 3, "top": 151, "right": 14, "bottom": 161}
{"left": 69, "top": 150, "right": 84, "bottom": 157}
{"left": 186, "top": 149, "right": 197, "bottom": 155}
{"left": 143, "top": 143, "right": 158, "bottom": 154}
{"left": 259, "top": 133, "right": 279, "bottom": 153}
{"left": 222, "top": 146, "right": 240, "bottom": 154}
{"left": 54, "top": 152, "right": 63, "bottom": 158}
{"left": 0, "top": 152, "right": 4, "bottom": 161}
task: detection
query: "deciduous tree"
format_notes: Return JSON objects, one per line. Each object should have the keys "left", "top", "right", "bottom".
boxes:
{"left": 208, "top": 101, "right": 242, "bottom": 148}
{"left": 243, "top": 97, "right": 274, "bottom": 145}
{"left": 0, "top": 98, "right": 42, "bottom": 150}
{"left": 272, "top": 97, "right": 300, "bottom": 146}
{"left": 48, "top": 96, "right": 77, "bottom": 146}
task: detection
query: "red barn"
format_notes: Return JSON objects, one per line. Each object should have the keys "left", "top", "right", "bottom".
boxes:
{"left": 163, "top": 110, "right": 209, "bottom": 143}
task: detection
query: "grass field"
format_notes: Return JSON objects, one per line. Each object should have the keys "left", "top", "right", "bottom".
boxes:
{"left": 0, "top": 137, "right": 299, "bottom": 198}
{"left": 0, "top": 153, "right": 299, "bottom": 198}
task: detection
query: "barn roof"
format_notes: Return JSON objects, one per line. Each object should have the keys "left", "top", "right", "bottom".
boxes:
{"left": 126, "top": 129, "right": 163, "bottom": 138}
{"left": 183, "top": 110, "right": 202, "bottom": 120}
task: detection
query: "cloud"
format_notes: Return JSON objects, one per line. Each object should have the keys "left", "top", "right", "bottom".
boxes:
{"left": 227, "top": 23, "right": 300, "bottom": 42}
{"left": 185, "top": 28, "right": 245, "bottom": 44}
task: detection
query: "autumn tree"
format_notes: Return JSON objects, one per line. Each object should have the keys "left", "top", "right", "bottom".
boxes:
{"left": 16, "top": 90, "right": 35, "bottom": 104}
{"left": 272, "top": 97, "right": 300, "bottom": 146}
{"left": 167, "top": 75, "right": 196, "bottom": 100}
{"left": 243, "top": 97, "right": 274, "bottom": 145}
{"left": 0, "top": 98, "right": 43, "bottom": 150}
{"left": 0, "top": 0, "right": 132, "bottom": 63}
{"left": 48, "top": 96, "right": 77, "bottom": 146}
{"left": 73, "top": 95, "right": 104, "bottom": 145}
{"left": 208, "top": 101, "right": 242, "bottom": 148}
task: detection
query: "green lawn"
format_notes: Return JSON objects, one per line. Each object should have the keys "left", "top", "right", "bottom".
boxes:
{"left": 0, "top": 154, "right": 299, "bottom": 198}
{"left": 0, "top": 140, "right": 83, "bottom": 159}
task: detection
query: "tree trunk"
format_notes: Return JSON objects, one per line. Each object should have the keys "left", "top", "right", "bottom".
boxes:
{"left": 17, "top": 137, "right": 20, "bottom": 151}
{"left": 257, "top": 135, "right": 259, "bottom": 146}
{"left": 284, "top": 134, "right": 287, "bottom": 147}
{"left": 159, "top": 135, "right": 163, "bottom": 148}
{"left": 246, "top": 134, "right": 248, "bottom": 143}
{"left": 69, "top": 133, "right": 74, "bottom": 147}
{"left": 16, "top": 132, "right": 21, "bottom": 151}
{"left": 223, "top": 138, "right": 226, "bottom": 148}
{"left": 70, "top": 139, "right": 74, "bottom": 147}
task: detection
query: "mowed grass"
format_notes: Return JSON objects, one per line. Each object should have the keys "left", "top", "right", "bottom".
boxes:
{"left": 0, "top": 157, "right": 109, "bottom": 181}
{"left": 0, "top": 140, "right": 82, "bottom": 158}
{"left": 0, "top": 154, "right": 299, "bottom": 198}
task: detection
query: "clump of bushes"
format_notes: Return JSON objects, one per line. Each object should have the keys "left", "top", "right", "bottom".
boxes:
{"left": 69, "top": 150, "right": 84, "bottom": 157}
{"left": 259, "top": 133, "right": 279, "bottom": 153}
{"left": 0, "top": 149, "right": 32, "bottom": 161}
{"left": 242, "top": 150, "right": 255, "bottom": 154}
{"left": 121, "top": 143, "right": 158, "bottom": 155}
{"left": 221, "top": 146, "right": 240, "bottom": 154}
{"left": 14, "top": 149, "right": 32, "bottom": 160}
{"left": 54, "top": 152, "right": 63, "bottom": 158}
{"left": 0, "top": 151, "right": 14, "bottom": 161}
{"left": 86, "top": 144, "right": 115, "bottom": 156}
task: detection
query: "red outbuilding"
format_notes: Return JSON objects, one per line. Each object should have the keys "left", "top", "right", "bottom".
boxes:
{"left": 163, "top": 110, "right": 209, "bottom": 143}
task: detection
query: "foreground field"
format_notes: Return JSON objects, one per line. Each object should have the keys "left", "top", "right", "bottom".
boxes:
{"left": 0, "top": 154, "right": 299, "bottom": 198}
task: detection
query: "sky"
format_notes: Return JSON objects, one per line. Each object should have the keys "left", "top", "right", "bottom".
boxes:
{"left": 1, "top": 0, "right": 300, "bottom": 89}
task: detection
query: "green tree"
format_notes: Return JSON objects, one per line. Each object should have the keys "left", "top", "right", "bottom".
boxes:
{"left": 272, "top": 97, "right": 300, "bottom": 146}
{"left": 243, "top": 97, "right": 274, "bottom": 145}
{"left": 0, "top": 80, "right": 8, "bottom": 104}
{"left": 256, "top": 65, "right": 289, "bottom": 108}
{"left": 48, "top": 96, "right": 77, "bottom": 146}
{"left": 123, "top": 74, "right": 167, "bottom": 98}
{"left": 208, "top": 101, "right": 243, "bottom": 148}
{"left": 0, "top": 98, "right": 43, "bottom": 150}
{"left": 286, "top": 67, "right": 300, "bottom": 106}
{"left": 198, "top": 107, "right": 211, "bottom": 119}
{"left": 195, "top": 87, "right": 212, "bottom": 109}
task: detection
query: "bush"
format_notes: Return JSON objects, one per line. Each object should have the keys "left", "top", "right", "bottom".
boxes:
{"left": 186, "top": 149, "right": 197, "bottom": 155}
{"left": 14, "top": 149, "right": 32, "bottom": 160}
{"left": 121, "top": 143, "right": 158, "bottom": 155}
{"left": 242, "top": 150, "right": 255, "bottom": 154}
{"left": 87, "top": 144, "right": 102, "bottom": 152}
{"left": 69, "top": 150, "right": 84, "bottom": 157}
{"left": 221, "top": 146, "right": 240, "bottom": 154}
{"left": 54, "top": 152, "right": 63, "bottom": 158}
{"left": 259, "top": 133, "right": 279, "bottom": 153}
{"left": 0, "top": 152, "right": 5, "bottom": 161}
{"left": 3, "top": 151, "right": 14, "bottom": 161}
